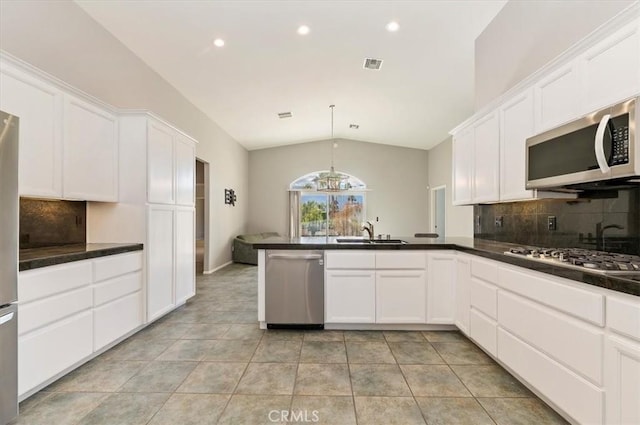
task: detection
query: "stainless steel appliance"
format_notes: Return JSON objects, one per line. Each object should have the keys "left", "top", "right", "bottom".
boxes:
{"left": 526, "top": 97, "right": 638, "bottom": 190}
{"left": 0, "top": 111, "right": 19, "bottom": 424}
{"left": 265, "top": 250, "right": 324, "bottom": 329}
{"left": 505, "top": 246, "right": 640, "bottom": 275}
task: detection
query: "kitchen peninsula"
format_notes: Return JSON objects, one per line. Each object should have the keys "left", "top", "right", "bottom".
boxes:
{"left": 255, "top": 236, "right": 640, "bottom": 425}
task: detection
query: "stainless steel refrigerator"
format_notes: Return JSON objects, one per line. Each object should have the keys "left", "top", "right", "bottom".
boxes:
{"left": 0, "top": 110, "right": 19, "bottom": 425}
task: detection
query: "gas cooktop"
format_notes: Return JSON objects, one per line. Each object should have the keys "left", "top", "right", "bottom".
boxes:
{"left": 504, "top": 247, "right": 640, "bottom": 275}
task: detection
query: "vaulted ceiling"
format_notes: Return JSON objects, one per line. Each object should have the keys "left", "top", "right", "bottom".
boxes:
{"left": 77, "top": 0, "right": 507, "bottom": 150}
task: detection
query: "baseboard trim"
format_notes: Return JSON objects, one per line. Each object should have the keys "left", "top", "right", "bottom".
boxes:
{"left": 203, "top": 260, "right": 233, "bottom": 274}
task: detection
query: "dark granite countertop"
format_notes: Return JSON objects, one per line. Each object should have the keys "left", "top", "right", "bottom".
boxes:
{"left": 254, "top": 236, "right": 640, "bottom": 297}
{"left": 19, "top": 243, "right": 144, "bottom": 272}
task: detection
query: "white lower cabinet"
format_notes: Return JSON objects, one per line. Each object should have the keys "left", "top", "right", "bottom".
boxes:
{"left": 605, "top": 295, "right": 640, "bottom": 425}
{"left": 426, "top": 252, "right": 456, "bottom": 324}
{"left": 325, "top": 270, "right": 376, "bottom": 323}
{"left": 469, "top": 309, "right": 497, "bottom": 357}
{"left": 454, "top": 254, "right": 471, "bottom": 335}
{"left": 376, "top": 270, "right": 426, "bottom": 323}
{"left": 498, "top": 328, "right": 604, "bottom": 425}
{"left": 18, "top": 251, "right": 143, "bottom": 399}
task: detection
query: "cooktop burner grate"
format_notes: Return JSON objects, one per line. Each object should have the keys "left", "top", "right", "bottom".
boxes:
{"left": 504, "top": 247, "right": 640, "bottom": 275}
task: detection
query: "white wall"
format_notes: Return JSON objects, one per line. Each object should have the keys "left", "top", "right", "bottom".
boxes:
{"left": 0, "top": 0, "right": 248, "bottom": 269}
{"left": 427, "top": 137, "right": 473, "bottom": 238}
{"left": 248, "top": 139, "right": 429, "bottom": 238}
{"left": 475, "top": 0, "right": 635, "bottom": 109}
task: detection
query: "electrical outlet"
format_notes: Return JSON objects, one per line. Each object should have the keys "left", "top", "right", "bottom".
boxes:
{"left": 548, "top": 215, "right": 557, "bottom": 231}
{"left": 495, "top": 216, "right": 503, "bottom": 228}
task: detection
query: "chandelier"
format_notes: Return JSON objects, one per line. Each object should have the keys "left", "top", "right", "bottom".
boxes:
{"left": 315, "top": 105, "right": 348, "bottom": 191}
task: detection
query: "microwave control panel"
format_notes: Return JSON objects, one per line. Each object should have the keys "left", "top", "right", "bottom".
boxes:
{"left": 611, "top": 125, "right": 629, "bottom": 165}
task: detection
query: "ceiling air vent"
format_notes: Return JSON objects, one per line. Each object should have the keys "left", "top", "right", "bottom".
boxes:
{"left": 363, "top": 58, "right": 383, "bottom": 70}
{"left": 278, "top": 112, "right": 292, "bottom": 119}
{"left": 349, "top": 124, "right": 359, "bottom": 129}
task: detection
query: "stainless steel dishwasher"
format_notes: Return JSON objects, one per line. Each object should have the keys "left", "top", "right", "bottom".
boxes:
{"left": 265, "top": 250, "right": 324, "bottom": 329}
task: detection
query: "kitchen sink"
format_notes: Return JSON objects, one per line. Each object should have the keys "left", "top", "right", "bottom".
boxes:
{"left": 336, "top": 238, "right": 407, "bottom": 244}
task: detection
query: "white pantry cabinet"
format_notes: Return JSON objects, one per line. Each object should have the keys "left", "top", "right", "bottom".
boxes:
{"left": 147, "top": 204, "right": 176, "bottom": 321}
{"left": 0, "top": 62, "right": 62, "bottom": 198}
{"left": 147, "top": 119, "right": 195, "bottom": 207}
{"left": 63, "top": 94, "right": 118, "bottom": 201}
{"left": 0, "top": 56, "right": 119, "bottom": 201}
{"left": 175, "top": 206, "right": 196, "bottom": 304}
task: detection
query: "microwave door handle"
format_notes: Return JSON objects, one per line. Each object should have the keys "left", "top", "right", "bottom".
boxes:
{"left": 594, "top": 114, "right": 611, "bottom": 174}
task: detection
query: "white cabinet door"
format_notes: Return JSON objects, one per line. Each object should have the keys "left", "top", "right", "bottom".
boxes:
{"left": 63, "top": 95, "right": 118, "bottom": 201}
{"left": 581, "top": 21, "right": 640, "bottom": 113}
{"left": 426, "top": 253, "right": 456, "bottom": 324}
{"left": 147, "top": 120, "right": 175, "bottom": 204}
{"left": 147, "top": 205, "right": 175, "bottom": 321}
{"left": 175, "top": 207, "right": 195, "bottom": 305}
{"left": 376, "top": 270, "right": 426, "bottom": 324}
{"left": 452, "top": 128, "right": 473, "bottom": 205}
{"left": 0, "top": 65, "right": 63, "bottom": 198}
{"left": 455, "top": 255, "right": 471, "bottom": 335}
{"left": 534, "top": 62, "right": 582, "bottom": 132}
{"left": 325, "top": 270, "right": 375, "bottom": 323}
{"left": 605, "top": 335, "right": 640, "bottom": 425}
{"left": 174, "top": 135, "right": 195, "bottom": 207}
{"left": 500, "top": 89, "right": 535, "bottom": 201}
{"left": 472, "top": 112, "right": 500, "bottom": 203}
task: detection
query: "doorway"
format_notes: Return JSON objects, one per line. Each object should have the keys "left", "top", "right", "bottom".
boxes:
{"left": 430, "top": 185, "right": 446, "bottom": 238}
{"left": 195, "top": 159, "right": 209, "bottom": 274}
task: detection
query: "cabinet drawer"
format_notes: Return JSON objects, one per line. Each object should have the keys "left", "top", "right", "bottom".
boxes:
{"left": 471, "top": 257, "right": 498, "bottom": 283}
{"left": 93, "top": 252, "right": 143, "bottom": 282}
{"left": 376, "top": 251, "right": 426, "bottom": 269}
{"left": 607, "top": 296, "right": 640, "bottom": 343}
{"left": 325, "top": 251, "right": 375, "bottom": 269}
{"left": 94, "top": 271, "right": 142, "bottom": 307}
{"left": 498, "top": 328, "right": 604, "bottom": 425}
{"left": 470, "top": 277, "right": 497, "bottom": 319}
{"left": 499, "top": 291, "right": 604, "bottom": 385}
{"left": 94, "top": 291, "right": 143, "bottom": 351}
{"left": 18, "top": 310, "right": 93, "bottom": 397}
{"left": 498, "top": 266, "right": 604, "bottom": 326}
{"left": 19, "top": 287, "right": 92, "bottom": 336}
{"left": 19, "top": 261, "right": 92, "bottom": 304}
{"left": 469, "top": 308, "right": 497, "bottom": 357}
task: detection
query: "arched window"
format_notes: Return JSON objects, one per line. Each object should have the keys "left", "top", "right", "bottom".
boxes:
{"left": 289, "top": 171, "right": 367, "bottom": 237}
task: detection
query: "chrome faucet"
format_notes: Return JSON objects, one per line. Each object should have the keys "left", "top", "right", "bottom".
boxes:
{"left": 362, "top": 221, "right": 374, "bottom": 240}
{"left": 595, "top": 222, "right": 624, "bottom": 251}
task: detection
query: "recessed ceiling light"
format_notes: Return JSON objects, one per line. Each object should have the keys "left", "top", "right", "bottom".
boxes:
{"left": 213, "top": 38, "right": 225, "bottom": 47}
{"left": 386, "top": 21, "right": 400, "bottom": 32}
{"left": 349, "top": 124, "right": 359, "bottom": 129}
{"left": 297, "top": 25, "right": 310, "bottom": 35}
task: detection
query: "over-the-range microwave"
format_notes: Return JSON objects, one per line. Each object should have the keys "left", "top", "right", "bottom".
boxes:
{"left": 526, "top": 97, "right": 639, "bottom": 191}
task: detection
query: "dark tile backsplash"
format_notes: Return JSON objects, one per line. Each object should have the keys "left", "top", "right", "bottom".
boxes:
{"left": 20, "top": 198, "right": 86, "bottom": 249}
{"left": 474, "top": 188, "right": 640, "bottom": 255}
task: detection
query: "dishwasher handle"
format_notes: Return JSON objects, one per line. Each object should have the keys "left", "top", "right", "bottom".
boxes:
{"left": 267, "top": 253, "right": 323, "bottom": 260}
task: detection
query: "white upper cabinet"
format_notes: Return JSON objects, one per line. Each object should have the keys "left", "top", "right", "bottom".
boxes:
{"left": 63, "top": 95, "right": 118, "bottom": 201}
{"left": 452, "top": 128, "right": 473, "bottom": 205}
{"left": 147, "top": 120, "right": 175, "bottom": 204}
{"left": 0, "top": 63, "right": 63, "bottom": 198}
{"left": 534, "top": 62, "right": 582, "bottom": 133}
{"left": 472, "top": 112, "right": 500, "bottom": 203}
{"left": 580, "top": 20, "right": 640, "bottom": 113}
{"left": 174, "top": 134, "right": 196, "bottom": 206}
{"left": 147, "top": 118, "right": 196, "bottom": 206}
{"left": 499, "top": 89, "right": 535, "bottom": 201}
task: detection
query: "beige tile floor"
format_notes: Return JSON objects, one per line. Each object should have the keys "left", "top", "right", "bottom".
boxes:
{"left": 11, "top": 263, "right": 569, "bottom": 425}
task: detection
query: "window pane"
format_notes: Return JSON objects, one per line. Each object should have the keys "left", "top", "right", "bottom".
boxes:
{"left": 328, "top": 194, "right": 364, "bottom": 236}
{"left": 300, "top": 194, "right": 327, "bottom": 236}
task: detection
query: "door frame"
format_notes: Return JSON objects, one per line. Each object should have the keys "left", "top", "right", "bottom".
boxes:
{"left": 430, "top": 185, "right": 446, "bottom": 237}
{"left": 196, "top": 158, "right": 210, "bottom": 273}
